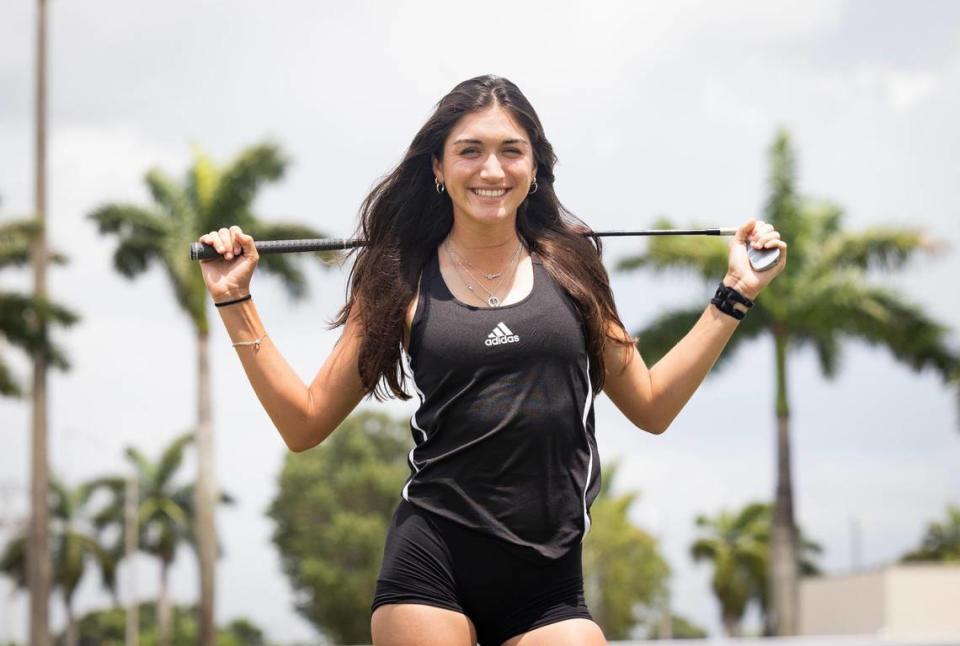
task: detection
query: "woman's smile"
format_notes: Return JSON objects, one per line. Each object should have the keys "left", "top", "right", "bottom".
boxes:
{"left": 471, "top": 187, "right": 511, "bottom": 199}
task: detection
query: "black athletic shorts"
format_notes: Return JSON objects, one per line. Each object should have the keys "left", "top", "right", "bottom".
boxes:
{"left": 372, "top": 499, "right": 593, "bottom": 646}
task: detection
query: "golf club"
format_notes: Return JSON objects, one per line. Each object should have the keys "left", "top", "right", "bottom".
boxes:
{"left": 190, "top": 229, "right": 781, "bottom": 271}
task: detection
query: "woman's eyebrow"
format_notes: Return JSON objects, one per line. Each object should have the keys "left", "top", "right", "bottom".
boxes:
{"left": 451, "top": 138, "right": 530, "bottom": 146}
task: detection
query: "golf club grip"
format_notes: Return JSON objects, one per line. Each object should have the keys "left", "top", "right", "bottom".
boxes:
{"left": 190, "top": 237, "right": 363, "bottom": 261}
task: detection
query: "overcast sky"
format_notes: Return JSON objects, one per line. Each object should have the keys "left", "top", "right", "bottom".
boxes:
{"left": 2, "top": 0, "right": 959, "bottom": 642}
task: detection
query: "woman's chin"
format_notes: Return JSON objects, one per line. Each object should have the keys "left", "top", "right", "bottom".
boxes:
{"left": 454, "top": 205, "right": 517, "bottom": 225}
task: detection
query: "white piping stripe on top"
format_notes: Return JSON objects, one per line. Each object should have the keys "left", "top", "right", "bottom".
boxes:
{"left": 402, "top": 357, "right": 428, "bottom": 502}
{"left": 580, "top": 356, "right": 595, "bottom": 541}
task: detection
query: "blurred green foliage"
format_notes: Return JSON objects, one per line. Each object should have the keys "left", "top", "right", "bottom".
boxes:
{"left": 901, "top": 505, "right": 960, "bottom": 563}
{"left": 582, "top": 462, "right": 670, "bottom": 639}
{"left": 68, "top": 604, "right": 267, "bottom": 646}
{"left": 267, "top": 410, "right": 409, "bottom": 644}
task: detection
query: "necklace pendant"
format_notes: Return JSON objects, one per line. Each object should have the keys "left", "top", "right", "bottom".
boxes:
{"left": 484, "top": 272, "right": 501, "bottom": 280}
{"left": 487, "top": 296, "right": 500, "bottom": 307}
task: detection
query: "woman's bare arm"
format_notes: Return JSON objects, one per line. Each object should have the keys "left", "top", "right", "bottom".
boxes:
{"left": 601, "top": 306, "right": 740, "bottom": 435}
{"left": 219, "top": 298, "right": 367, "bottom": 452}
{"left": 199, "top": 225, "right": 367, "bottom": 452}
{"left": 600, "top": 218, "right": 787, "bottom": 435}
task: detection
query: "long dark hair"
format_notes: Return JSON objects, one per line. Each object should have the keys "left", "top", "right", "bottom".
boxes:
{"left": 336, "top": 75, "right": 632, "bottom": 400}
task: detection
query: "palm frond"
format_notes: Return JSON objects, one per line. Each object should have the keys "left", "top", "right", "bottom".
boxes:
{"left": 88, "top": 204, "right": 168, "bottom": 278}
{"left": 798, "top": 281, "right": 958, "bottom": 380}
{"left": 818, "top": 228, "right": 938, "bottom": 273}
{"left": 125, "top": 447, "right": 155, "bottom": 482}
{"left": 115, "top": 232, "right": 166, "bottom": 278}
{"left": 616, "top": 218, "right": 728, "bottom": 280}
{"left": 781, "top": 200, "right": 843, "bottom": 272}
{"left": 0, "top": 292, "right": 79, "bottom": 372}
{"left": 155, "top": 432, "right": 195, "bottom": 487}
{"left": 0, "top": 534, "right": 28, "bottom": 587}
{"left": 733, "top": 503, "right": 770, "bottom": 531}
{"left": 88, "top": 203, "right": 166, "bottom": 237}
{"left": 0, "top": 219, "right": 40, "bottom": 269}
{"left": 791, "top": 328, "right": 841, "bottom": 379}
{"left": 0, "top": 358, "right": 23, "bottom": 397}
{"left": 188, "top": 146, "right": 220, "bottom": 213}
{"left": 0, "top": 218, "right": 68, "bottom": 267}
{"left": 145, "top": 169, "right": 193, "bottom": 224}
{"left": 690, "top": 539, "right": 718, "bottom": 561}
{"left": 207, "top": 142, "right": 287, "bottom": 227}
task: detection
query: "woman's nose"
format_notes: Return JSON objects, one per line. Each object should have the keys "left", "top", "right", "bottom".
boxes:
{"left": 480, "top": 154, "right": 505, "bottom": 181}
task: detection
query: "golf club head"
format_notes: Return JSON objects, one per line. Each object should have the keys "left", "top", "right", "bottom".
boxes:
{"left": 747, "top": 243, "right": 780, "bottom": 272}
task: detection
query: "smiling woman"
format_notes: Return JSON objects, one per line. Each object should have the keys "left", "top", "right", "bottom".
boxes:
{"left": 433, "top": 110, "right": 536, "bottom": 229}
{"left": 195, "top": 74, "right": 786, "bottom": 646}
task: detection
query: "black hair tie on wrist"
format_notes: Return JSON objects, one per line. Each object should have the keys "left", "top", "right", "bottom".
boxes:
{"left": 711, "top": 282, "right": 753, "bottom": 320}
{"left": 214, "top": 294, "right": 252, "bottom": 308}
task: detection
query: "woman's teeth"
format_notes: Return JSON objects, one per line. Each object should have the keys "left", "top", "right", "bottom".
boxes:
{"left": 472, "top": 188, "right": 508, "bottom": 197}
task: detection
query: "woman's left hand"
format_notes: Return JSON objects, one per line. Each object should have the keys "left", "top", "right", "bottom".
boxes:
{"left": 723, "top": 218, "right": 788, "bottom": 300}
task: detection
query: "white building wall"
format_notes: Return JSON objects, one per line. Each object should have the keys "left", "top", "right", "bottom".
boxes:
{"left": 799, "top": 564, "right": 960, "bottom": 640}
{"left": 799, "top": 570, "right": 886, "bottom": 635}
{"left": 885, "top": 564, "right": 960, "bottom": 638}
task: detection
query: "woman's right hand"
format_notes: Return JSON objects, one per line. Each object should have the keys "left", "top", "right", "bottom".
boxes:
{"left": 198, "top": 225, "right": 260, "bottom": 302}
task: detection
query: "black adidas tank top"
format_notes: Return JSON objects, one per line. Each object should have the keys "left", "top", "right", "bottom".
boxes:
{"left": 402, "top": 248, "right": 601, "bottom": 561}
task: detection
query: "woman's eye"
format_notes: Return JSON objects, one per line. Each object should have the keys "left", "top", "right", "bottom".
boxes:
{"left": 503, "top": 148, "right": 522, "bottom": 156}
{"left": 460, "top": 148, "right": 479, "bottom": 156}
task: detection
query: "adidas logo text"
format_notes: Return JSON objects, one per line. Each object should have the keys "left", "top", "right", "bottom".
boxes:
{"left": 485, "top": 322, "right": 520, "bottom": 347}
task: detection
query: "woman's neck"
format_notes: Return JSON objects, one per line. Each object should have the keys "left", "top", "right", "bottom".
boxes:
{"left": 445, "top": 218, "right": 521, "bottom": 262}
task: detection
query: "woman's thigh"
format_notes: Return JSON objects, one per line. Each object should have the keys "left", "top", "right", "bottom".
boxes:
{"left": 371, "top": 603, "right": 477, "bottom": 646}
{"left": 500, "top": 618, "right": 606, "bottom": 646}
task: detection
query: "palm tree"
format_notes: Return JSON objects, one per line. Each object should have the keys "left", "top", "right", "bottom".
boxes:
{"left": 618, "top": 129, "right": 960, "bottom": 634}
{"left": 2, "top": 200, "right": 77, "bottom": 646}
{"left": 691, "top": 502, "right": 821, "bottom": 636}
{"left": 0, "top": 217, "right": 77, "bottom": 397}
{"left": 901, "top": 505, "right": 960, "bottom": 562}
{"left": 87, "top": 432, "right": 234, "bottom": 646}
{"left": 0, "top": 479, "right": 116, "bottom": 646}
{"left": 87, "top": 142, "right": 333, "bottom": 645}
{"left": 690, "top": 503, "right": 766, "bottom": 636}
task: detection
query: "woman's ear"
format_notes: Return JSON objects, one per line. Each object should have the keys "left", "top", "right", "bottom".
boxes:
{"left": 431, "top": 155, "right": 442, "bottom": 183}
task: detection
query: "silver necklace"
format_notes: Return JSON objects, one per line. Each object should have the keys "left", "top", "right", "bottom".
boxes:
{"left": 444, "top": 240, "right": 522, "bottom": 308}
{"left": 457, "top": 255, "right": 506, "bottom": 280}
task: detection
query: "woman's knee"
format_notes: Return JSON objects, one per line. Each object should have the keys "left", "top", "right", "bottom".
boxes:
{"left": 371, "top": 603, "right": 477, "bottom": 646}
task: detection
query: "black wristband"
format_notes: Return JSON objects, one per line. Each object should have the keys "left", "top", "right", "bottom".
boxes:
{"left": 710, "top": 282, "right": 753, "bottom": 320}
{"left": 214, "top": 294, "right": 252, "bottom": 308}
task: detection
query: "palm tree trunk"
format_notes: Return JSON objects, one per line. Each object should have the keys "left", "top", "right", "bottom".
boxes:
{"left": 158, "top": 560, "right": 171, "bottom": 646}
{"left": 28, "top": 1, "right": 50, "bottom": 644}
{"left": 722, "top": 614, "right": 739, "bottom": 637}
{"left": 770, "top": 329, "right": 798, "bottom": 635}
{"left": 195, "top": 329, "right": 216, "bottom": 646}
{"left": 64, "top": 597, "right": 77, "bottom": 646}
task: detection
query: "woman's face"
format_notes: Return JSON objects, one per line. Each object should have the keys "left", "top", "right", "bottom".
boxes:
{"left": 433, "top": 105, "right": 537, "bottom": 230}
